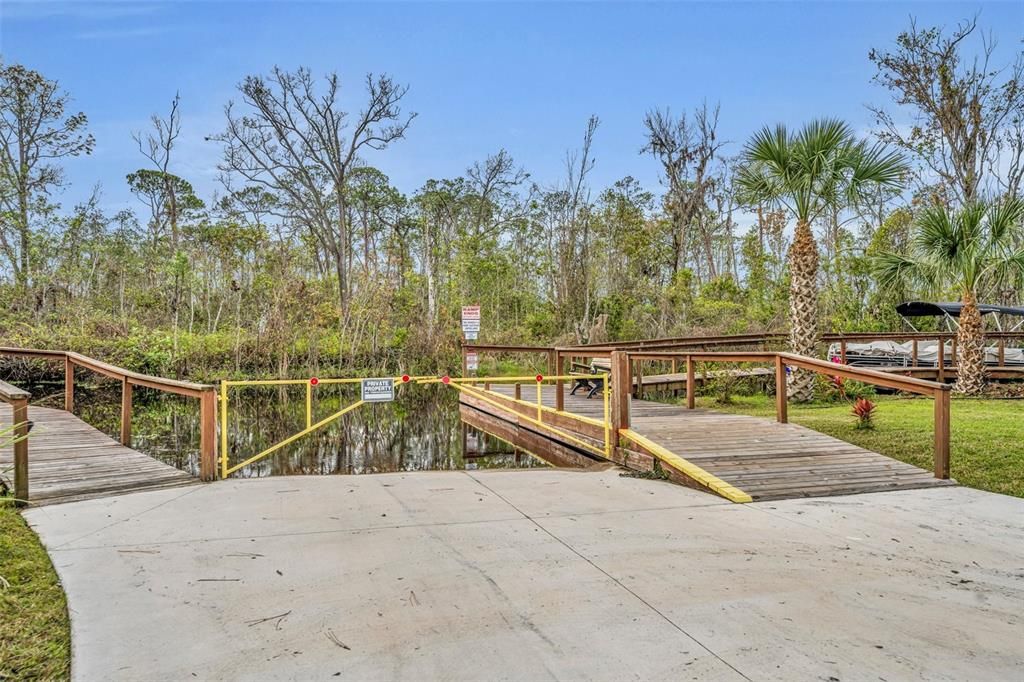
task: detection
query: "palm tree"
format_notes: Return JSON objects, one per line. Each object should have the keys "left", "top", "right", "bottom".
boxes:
{"left": 738, "top": 119, "right": 906, "bottom": 401}
{"left": 873, "top": 199, "right": 1024, "bottom": 395}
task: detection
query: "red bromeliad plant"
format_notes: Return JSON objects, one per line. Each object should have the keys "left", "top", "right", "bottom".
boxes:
{"left": 828, "top": 357, "right": 847, "bottom": 400}
{"left": 851, "top": 397, "right": 877, "bottom": 429}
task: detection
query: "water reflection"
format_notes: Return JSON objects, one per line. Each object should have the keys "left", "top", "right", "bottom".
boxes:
{"left": 62, "top": 381, "right": 551, "bottom": 477}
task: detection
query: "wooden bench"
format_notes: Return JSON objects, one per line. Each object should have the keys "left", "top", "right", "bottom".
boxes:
{"left": 569, "top": 361, "right": 609, "bottom": 399}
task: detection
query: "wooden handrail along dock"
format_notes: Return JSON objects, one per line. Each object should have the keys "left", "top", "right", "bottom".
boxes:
{"left": 0, "top": 331, "right": 992, "bottom": 505}
{"left": 460, "top": 338, "right": 958, "bottom": 502}
{"left": 0, "top": 347, "right": 215, "bottom": 505}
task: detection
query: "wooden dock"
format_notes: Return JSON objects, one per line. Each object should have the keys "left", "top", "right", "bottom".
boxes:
{"left": 480, "top": 384, "right": 953, "bottom": 502}
{"left": 0, "top": 404, "right": 196, "bottom": 506}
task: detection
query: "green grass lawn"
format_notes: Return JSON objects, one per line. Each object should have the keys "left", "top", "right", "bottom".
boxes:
{"left": 0, "top": 501, "right": 71, "bottom": 680}
{"left": 693, "top": 394, "right": 1024, "bottom": 498}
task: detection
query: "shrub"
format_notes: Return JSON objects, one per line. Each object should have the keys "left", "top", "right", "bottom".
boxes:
{"left": 851, "top": 397, "right": 877, "bottom": 429}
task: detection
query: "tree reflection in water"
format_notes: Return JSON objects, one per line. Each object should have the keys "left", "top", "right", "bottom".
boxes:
{"left": 70, "top": 381, "right": 550, "bottom": 477}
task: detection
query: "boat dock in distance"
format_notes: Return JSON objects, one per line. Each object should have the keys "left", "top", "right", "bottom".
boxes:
{"left": 459, "top": 338, "right": 958, "bottom": 503}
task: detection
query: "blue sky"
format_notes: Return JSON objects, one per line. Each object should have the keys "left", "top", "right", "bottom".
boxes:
{"left": 2, "top": 1, "right": 1022, "bottom": 216}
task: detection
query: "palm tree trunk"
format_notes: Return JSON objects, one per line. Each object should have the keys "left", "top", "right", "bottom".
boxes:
{"left": 788, "top": 219, "right": 819, "bottom": 402}
{"left": 956, "top": 291, "right": 986, "bottom": 395}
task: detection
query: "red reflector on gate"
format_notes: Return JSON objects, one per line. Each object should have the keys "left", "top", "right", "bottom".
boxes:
{"left": 310, "top": 377, "right": 319, "bottom": 386}
{"left": 402, "top": 375, "right": 411, "bottom": 383}
{"left": 441, "top": 375, "right": 450, "bottom": 384}
{"left": 535, "top": 374, "right": 543, "bottom": 382}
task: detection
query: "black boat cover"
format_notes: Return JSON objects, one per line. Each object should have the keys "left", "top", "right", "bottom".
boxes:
{"left": 896, "top": 301, "right": 1024, "bottom": 317}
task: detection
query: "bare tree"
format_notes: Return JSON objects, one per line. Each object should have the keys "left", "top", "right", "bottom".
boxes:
{"left": 133, "top": 93, "right": 182, "bottom": 250}
{"left": 212, "top": 67, "right": 415, "bottom": 317}
{"left": 465, "top": 149, "right": 529, "bottom": 240}
{"left": 642, "top": 102, "right": 725, "bottom": 279}
{"left": 869, "top": 16, "right": 1024, "bottom": 203}
{"left": 0, "top": 63, "right": 93, "bottom": 291}
{"left": 539, "top": 116, "right": 599, "bottom": 339}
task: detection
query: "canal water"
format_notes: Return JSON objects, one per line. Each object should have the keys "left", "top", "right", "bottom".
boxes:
{"left": 17, "top": 379, "right": 550, "bottom": 477}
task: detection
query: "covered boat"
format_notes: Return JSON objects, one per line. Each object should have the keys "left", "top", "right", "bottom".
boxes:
{"left": 826, "top": 302, "right": 1024, "bottom": 369}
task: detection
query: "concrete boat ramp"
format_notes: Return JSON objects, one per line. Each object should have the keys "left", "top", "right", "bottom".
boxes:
{"left": 26, "top": 468, "right": 1024, "bottom": 681}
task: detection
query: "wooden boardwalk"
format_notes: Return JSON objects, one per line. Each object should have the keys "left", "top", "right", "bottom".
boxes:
{"left": 633, "top": 367, "right": 773, "bottom": 391}
{"left": 483, "top": 385, "right": 953, "bottom": 502}
{"left": 0, "top": 404, "right": 196, "bottom": 506}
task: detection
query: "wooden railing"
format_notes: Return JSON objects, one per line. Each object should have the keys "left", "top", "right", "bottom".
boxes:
{"left": 0, "top": 348, "right": 218, "bottom": 482}
{"left": 567, "top": 332, "right": 788, "bottom": 351}
{"left": 0, "top": 379, "right": 31, "bottom": 505}
{"left": 617, "top": 350, "right": 952, "bottom": 480}
{"left": 463, "top": 335, "right": 780, "bottom": 411}
{"left": 464, "top": 329, "right": 1024, "bottom": 390}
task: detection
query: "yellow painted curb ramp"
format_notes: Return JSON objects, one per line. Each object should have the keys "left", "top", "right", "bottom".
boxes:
{"left": 620, "top": 428, "right": 753, "bottom": 503}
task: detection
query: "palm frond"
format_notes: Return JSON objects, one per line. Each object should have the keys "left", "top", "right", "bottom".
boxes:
{"left": 846, "top": 142, "right": 907, "bottom": 198}
{"left": 743, "top": 124, "right": 791, "bottom": 172}
{"left": 986, "top": 196, "right": 1024, "bottom": 246}
{"left": 914, "top": 205, "right": 960, "bottom": 263}
{"left": 987, "top": 248, "right": 1024, "bottom": 288}
{"left": 871, "top": 251, "right": 927, "bottom": 291}
{"left": 734, "top": 162, "right": 782, "bottom": 206}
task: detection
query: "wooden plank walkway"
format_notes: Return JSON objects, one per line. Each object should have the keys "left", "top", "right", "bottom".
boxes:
{"left": 0, "top": 405, "right": 196, "bottom": 506}
{"left": 634, "top": 367, "right": 773, "bottom": 389}
{"left": 484, "top": 384, "right": 953, "bottom": 502}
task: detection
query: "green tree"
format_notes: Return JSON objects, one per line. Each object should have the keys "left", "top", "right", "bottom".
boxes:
{"left": 873, "top": 199, "right": 1024, "bottom": 395}
{"left": 0, "top": 63, "right": 93, "bottom": 293}
{"left": 737, "top": 119, "right": 907, "bottom": 401}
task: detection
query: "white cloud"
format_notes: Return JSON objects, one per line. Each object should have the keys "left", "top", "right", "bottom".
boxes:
{"left": 74, "top": 26, "right": 168, "bottom": 40}
{"left": 1, "top": 1, "right": 164, "bottom": 21}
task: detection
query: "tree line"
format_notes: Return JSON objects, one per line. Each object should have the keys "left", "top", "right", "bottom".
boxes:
{"left": 0, "top": 16, "right": 1021, "bottom": 391}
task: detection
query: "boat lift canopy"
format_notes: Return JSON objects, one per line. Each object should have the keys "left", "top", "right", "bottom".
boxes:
{"left": 896, "top": 301, "right": 1024, "bottom": 332}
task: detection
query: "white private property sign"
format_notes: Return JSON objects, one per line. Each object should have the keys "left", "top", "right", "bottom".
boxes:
{"left": 361, "top": 378, "right": 395, "bottom": 402}
{"left": 466, "top": 351, "right": 479, "bottom": 371}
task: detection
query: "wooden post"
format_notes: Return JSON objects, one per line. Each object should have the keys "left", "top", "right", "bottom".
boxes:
{"left": 951, "top": 337, "right": 958, "bottom": 370}
{"left": 685, "top": 355, "right": 695, "bottom": 409}
{"left": 554, "top": 350, "right": 565, "bottom": 411}
{"left": 933, "top": 388, "right": 951, "bottom": 479}
{"left": 634, "top": 359, "right": 644, "bottom": 399}
{"left": 840, "top": 340, "right": 847, "bottom": 364}
{"left": 937, "top": 339, "right": 945, "bottom": 382}
{"left": 199, "top": 388, "right": 217, "bottom": 482}
{"left": 461, "top": 346, "right": 468, "bottom": 377}
{"left": 64, "top": 355, "right": 74, "bottom": 412}
{"left": 912, "top": 339, "right": 919, "bottom": 367}
{"left": 514, "top": 383, "right": 521, "bottom": 401}
{"left": 609, "top": 351, "right": 631, "bottom": 446}
{"left": 547, "top": 348, "right": 557, "bottom": 376}
{"left": 998, "top": 338, "right": 1005, "bottom": 367}
{"left": 120, "top": 379, "right": 133, "bottom": 446}
{"left": 774, "top": 355, "right": 788, "bottom": 424}
{"left": 12, "top": 396, "right": 29, "bottom": 506}
{"left": 671, "top": 356, "right": 680, "bottom": 397}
